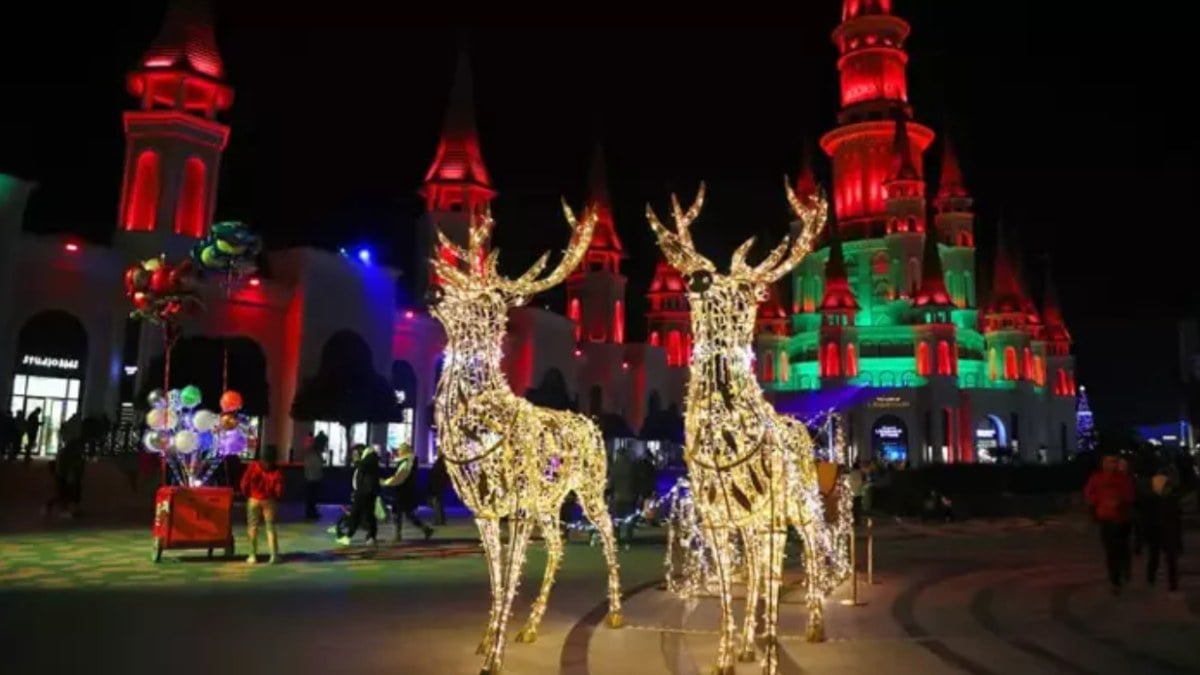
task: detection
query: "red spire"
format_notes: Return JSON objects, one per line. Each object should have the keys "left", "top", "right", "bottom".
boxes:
{"left": 820, "top": 228, "right": 859, "bottom": 312}
{"left": 141, "top": 0, "right": 224, "bottom": 79}
{"left": 585, "top": 142, "right": 622, "bottom": 253}
{"left": 986, "top": 223, "right": 1039, "bottom": 320}
{"left": 648, "top": 257, "right": 687, "bottom": 296}
{"left": 1042, "top": 262, "right": 1071, "bottom": 342}
{"left": 757, "top": 283, "right": 789, "bottom": 335}
{"left": 794, "top": 141, "right": 818, "bottom": 201}
{"left": 913, "top": 230, "right": 953, "bottom": 309}
{"left": 889, "top": 111, "right": 919, "bottom": 182}
{"left": 938, "top": 138, "right": 967, "bottom": 199}
{"left": 424, "top": 49, "right": 493, "bottom": 189}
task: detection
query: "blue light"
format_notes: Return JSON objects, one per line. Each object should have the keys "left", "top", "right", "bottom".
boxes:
{"left": 357, "top": 248, "right": 372, "bottom": 265}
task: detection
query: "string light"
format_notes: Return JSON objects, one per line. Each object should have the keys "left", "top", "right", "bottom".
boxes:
{"left": 646, "top": 180, "right": 849, "bottom": 674}
{"left": 428, "top": 201, "right": 624, "bottom": 674}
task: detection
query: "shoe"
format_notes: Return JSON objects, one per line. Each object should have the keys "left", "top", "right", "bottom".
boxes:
{"left": 336, "top": 536, "right": 352, "bottom": 547}
{"left": 423, "top": 527, "right": 434, "bottom": 542}
{"left": 365, "top": 538, "right": 377, "bottom": 548}
{"left": 246, "top": 555, "right": 257, "bottom": 565}
{"left": 268, "top": 556, "right": 278, "bottom": 565}
{"left": 326, "top": 526, "right": 337, "bottom": 535}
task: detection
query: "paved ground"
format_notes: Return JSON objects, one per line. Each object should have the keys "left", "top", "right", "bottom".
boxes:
{"left": 1, "top": 511, "right": 1197, "bottom": 675}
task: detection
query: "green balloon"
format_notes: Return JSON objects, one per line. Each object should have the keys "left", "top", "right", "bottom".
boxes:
{"left": 200, "top": 246, "right": 222, "bottom": 268}
{"left": 180, "top": 385, "right": 203, "bottom": 409}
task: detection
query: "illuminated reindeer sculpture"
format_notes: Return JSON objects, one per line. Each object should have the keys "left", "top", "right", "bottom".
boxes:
{"left": 427, "top": 202, "right": 623, "bottom": 675}
{"left": 647, "top": 181, "right": 845, "bottom": 675}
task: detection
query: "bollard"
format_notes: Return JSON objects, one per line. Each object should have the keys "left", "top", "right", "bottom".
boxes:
{"left": 867, "top": 517, "right": 878, "bottom": 585}
{"left": 840, "top": 526, "right": 867, "bottom": 607}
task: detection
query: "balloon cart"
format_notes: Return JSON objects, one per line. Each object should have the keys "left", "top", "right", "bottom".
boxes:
{"left": 152, "top": 485, "right": 235, "bottom": 563}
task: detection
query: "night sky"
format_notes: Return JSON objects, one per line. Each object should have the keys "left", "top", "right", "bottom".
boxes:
{"left": 2, "top": 2, "right": 1196, "bottom": 431}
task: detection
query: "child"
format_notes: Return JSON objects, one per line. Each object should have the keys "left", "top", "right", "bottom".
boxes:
{"left": 382, "top": 444, "right": 433, "bottom": 543}
{"left": 240, "top": 445, "right": 284, "bottom": 564}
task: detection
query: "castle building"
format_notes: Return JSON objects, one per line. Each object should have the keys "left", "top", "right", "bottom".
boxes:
{"left": 764, "top": 0, "right": 1078, "bottom": 463}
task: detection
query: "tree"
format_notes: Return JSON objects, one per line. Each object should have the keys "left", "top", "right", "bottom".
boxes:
{"left": 290, "top": 331, "right": 397, "bottom": 450}
{"left": 1076, "top": 385, "right": 1098, "bottom": 454}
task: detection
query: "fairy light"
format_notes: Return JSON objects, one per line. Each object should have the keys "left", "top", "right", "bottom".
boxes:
{"left": 427, "top": 201, "right": 624, "bottom": 674}
{"left": 646, "top": 180, "right": 847, "bottom": 674}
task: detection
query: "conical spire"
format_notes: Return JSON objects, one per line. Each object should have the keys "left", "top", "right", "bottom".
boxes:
{"left": 820, "top": 225, "right": 859, "bottom": 312}
{"left": 582, "top": 141, "right": 622, "bottom": 253}
{"left": 889, "top": 110, "right": 919, "bottom": 182}
{"left": 424, "top": 47, "right": 492, "bottom": 187}
{"left": 986, "top": 222, "right": 1037, "bottom": 318}
{"left": 756, "top": 283, "right": 789, "bottom": 335}
{"left": 141, "top": 0, "right": 224, "bottom": 79}
{"left": 794, "top": 140, "right": 818, "bottom": 201}
{"left": 914, "top": 230, "right": 953, "bottom": 308}
{"left": 1042, "top": 259, "right": 1071, "bottom": 342}
{"left": 938, "top": 138, "right": 967, "bottom": 199}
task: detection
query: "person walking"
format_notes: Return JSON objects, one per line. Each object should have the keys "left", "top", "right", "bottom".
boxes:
{"left": 383, "top": 444, "right": 433, "bottom": 544}
{"left": 337, "top": 444, "right": 381, "bottom": 547}
{"left": 23, "top": 408, "right": 42, "bottom": 460}
{"left": 240, "top": 445, "right": 285, "bottom": 564}
{"left": 45, "top": 414, "right": 85, "bottom": 518}
{"left": 848, "top": 462, "right": 866, "bottom": 525}
{"left": 426, "top": 453, "right": 449, "bottom": 526}
{"left": 1144, "top": 465, "right": 1184, "bottom": 595}
{"left": 1084, "top": 454, "right": 1136, "bottom": 594}
{"left": 303, "top": 433, "right": 326, "bottom": 520}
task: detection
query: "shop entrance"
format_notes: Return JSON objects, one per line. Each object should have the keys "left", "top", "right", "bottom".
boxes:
{"left": 10, "top": 311, "right": 88, "bottom": 457}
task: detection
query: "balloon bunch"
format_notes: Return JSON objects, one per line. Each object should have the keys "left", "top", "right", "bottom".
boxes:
{"left": 191, "top": 221, "right": 261, "bottom": 278}
{"left": 123, "top": 256, "right": 202, "bottom": 327}
{"left": 142, "top": 385, "right": 259, "bottom": 487}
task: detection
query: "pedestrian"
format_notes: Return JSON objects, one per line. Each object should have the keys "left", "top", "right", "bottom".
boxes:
{"left": 427, "top": 452, "right": 449, "bottom": 526}
{"left": 337, "top": 444, "right": 381, "bottom": 547}
{"left": 383, "top": 443, "right": 433, "bottom": 543}
{"left": 23, "top": 408, "right": 42, "bottom": 460}
{"left": 1144, "top": 465, "right": 1183, "bottom": 596}
{"left": 303, "top": 432, "right": 326, "bottom": 520}
{"left": 608, "top": 445, "right": 639, "bottom": 549}
{"left": 0, "top": 410, "right": 13, "bottom": 460}
{"left": 1084, "top": 453, "right": 1136, "bottom": 594}
{"left": 240, "top": 444, "right": 284, "bottom": 564}
{"left": 848, "top": 462, "right": 865, "bottom": 525}
{"left": 45, "top": 414, "right": 85, "bottom": 517}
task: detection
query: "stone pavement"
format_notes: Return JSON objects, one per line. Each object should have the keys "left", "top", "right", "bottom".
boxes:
{"left": 0, "top": 513, "right": 1196, "bottom": 674}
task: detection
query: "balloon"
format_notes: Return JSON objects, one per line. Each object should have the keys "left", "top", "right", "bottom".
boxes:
{"left": 146, "top": 408, "right": 178, "bottom": 430}
{"left": 219, "top": 390, "right": 243, "bottom": 413}
{"left": 217, "top": 428, "right": 247, "bottom": 456}
{"left": 219, "top": 412, "right": 240, "bottom": 431}
{"left": 150, "top": 267, "right": 171, "bottom": 294}
{"left": 146, "top": 389, "right": 166, "bottom": 409}
{"left": 132, "top": 292, "right": 149, "bottom": 310}
{"left": 200, "top": 246, "right": 223, "bottom": 268}
{"left": 173, "top": 430, "right": 199, "bottom": 454}
{"left": 142, "top": 257, "right": 161, "bottom": 271}
{"left": 142, "top": 430, "right": 172, "bottom": 453}
{"left": 179, "top": 385, "right": 203, "bottom": 409}
{"left": 215, "top": 238, "right": 245, "bottom": 256}
{"left": 191, "top": 409, "right": 218, "bottom": 432}
{"left": 167, "top": 389, "right": 183, "bottom": 409}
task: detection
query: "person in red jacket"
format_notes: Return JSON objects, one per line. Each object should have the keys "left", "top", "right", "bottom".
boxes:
{"left": 240, "top": 445, "right": 284, "bottom": 564}
{"left": 1084, "top": 453, "right": 1136, "bottom": 594}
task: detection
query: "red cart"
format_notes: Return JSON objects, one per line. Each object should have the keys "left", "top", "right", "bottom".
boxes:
{"left": 152, "top": 486, "right": 236, "bottom": 562}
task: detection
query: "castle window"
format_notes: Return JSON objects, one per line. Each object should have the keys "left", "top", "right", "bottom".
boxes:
{"left": 845, "top": 344, "right": 858, "bottom": 377}
{"left": 125, "top": 150, "right": 160, "bottom": 231}
{"left": 824, "top": 342, "right": 841, "bottom": 377}
{"left": 916, "top": 341, "right": 930, "bottom": 376}
{"left": 175, "top": 157, "right": 207, "bottom": 238}
{"left": 1004, "top": 346, "right": 1019, "bottom": 380}
{"left": 937, "top": 340, "right": 953, "bottom": 375}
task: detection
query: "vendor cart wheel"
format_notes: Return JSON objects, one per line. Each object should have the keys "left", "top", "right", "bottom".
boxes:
{"left": 152, "top": 537, "right": 163, "bottom": 563}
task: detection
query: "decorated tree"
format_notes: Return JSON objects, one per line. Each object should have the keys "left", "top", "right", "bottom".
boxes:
{"left": 1076, "top": 385, "right": 1098, "bottom": 453}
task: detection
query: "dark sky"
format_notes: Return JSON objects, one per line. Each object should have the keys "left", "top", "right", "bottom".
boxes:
{"left": 2, "top": 1, "right": 1196, "bottom": 431}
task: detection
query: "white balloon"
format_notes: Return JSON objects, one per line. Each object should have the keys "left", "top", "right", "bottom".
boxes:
{"left": 146, "top": 408, "right": 178, "bottom": 431}
{"left": 191, "top": 409, "right": 218, "bottom": 433}
{"left": 173, "top": 430, "right": 199, "bottom": 454}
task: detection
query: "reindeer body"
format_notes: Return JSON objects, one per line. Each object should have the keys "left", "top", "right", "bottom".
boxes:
{"left": 430, "top": 204, "right": 623, "bottom": 675}
{"left": 648, "top": 183, "right": 848, "bottom": 675}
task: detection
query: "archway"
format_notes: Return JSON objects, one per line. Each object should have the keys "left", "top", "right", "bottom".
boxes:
{"left": 974, "top": 414, "right": 1008, "bottom": 463}
{"left": 141, "top": 336, "right": 269, "bottom": 416}
{"left": 11, "top": 310, "right": 88, "bottom": 456}
{"left": 871, "top": 414, "right": 909, "bottom": 464}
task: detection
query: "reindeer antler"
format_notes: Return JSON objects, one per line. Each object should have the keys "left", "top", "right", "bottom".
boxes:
{"left": 646, "top": 182, "right": 715, "bottom": 275}
{"left": 733, "top": 178, "right": 829, "bottom": 284}
{"left": 493, "top": 199, "right": 597, "bottom": 299}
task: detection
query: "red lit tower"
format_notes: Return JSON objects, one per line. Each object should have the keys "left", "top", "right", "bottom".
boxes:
{"left": 646, "top": 258, "right": 691, "bottom": 367}
{"left": 818, "top": 225, "right": 859, "bottom": 382}
{"left": 418, "top": 49, "right": 496, "bottom": 297}
{"left": 982, "top": 224, "right": 1041, "bottom": 385}
{"left": 821, "top": 0, "right": 934, "bottom": 240}
{"left": 566, "top": 143, "right": 626, "bottom": 344}
{"left": 933, "top": 139, "right": 977, "bottom": 308}
{"left": 117, "top": 0, "right": 232, "bottom": 248}
{"left": 1041, "top": 264, "right": 1075, "bottom": 397}
{"left": 754, "top": 283, "right": 790, "bottom": 385}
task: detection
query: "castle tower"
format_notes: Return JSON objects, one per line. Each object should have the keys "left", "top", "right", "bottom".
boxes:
{"left": 1041, "top": 263, "right": 1075, "bottom": 397}
{"left": 566, "top": 143, "right": 626, "bottom": 343}
{"left": 818, "top": 227, "right": 859, "bottom": 383}
{"left": 646, "top": 258, "right": 690, "bottom": 367}
{"left": 883, "top": 112, "right": 928, "bottom": 298}
{"left": 911, "top": 228, "right": 958, "bottom": 378}
{"left": 983, "top": 224, "right": 1040, "bottom": 385}
{"left": 821, "top": 0, "right": 935, "bottom": 241}
{"left": 754, "top": 283, "right": 790, "bottom": 385}
{"left": 117, "top": 0, "right": 232, "bottom": 248}
{"left": 418, "top": 49, "right": 496, "bottom": 297}
{"left": 933, "top": 138, "right": 977, "bottom": 307}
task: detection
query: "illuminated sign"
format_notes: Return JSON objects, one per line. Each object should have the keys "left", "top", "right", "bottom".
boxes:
{"left": 870, "top": 395, "right": 909, "bottom": 409}
{"left": 874, "top": 425, "right": 904, "bottom": 439}
{"left": 975, "top": 428, "right": 996, "bottom": 440}
{"left": 21, "top": 355, "right": 80, "bottom": 371}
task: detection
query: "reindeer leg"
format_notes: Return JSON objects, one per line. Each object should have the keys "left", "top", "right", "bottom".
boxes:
{"left": 760, "top": 528, "right": 789, "bottom": 675}
{"left": 580, "top": 486, "right": 624, "bottom": 628}
{"left": 480, "top": 515, "right": 533, "bottom": 675}
{"left": 738, "top": 526, "right": 761, "bottom": 662}
{"left": 475, "top": 518, "right": 503, "bottom": 657}
{"left": 516, "top": 514, "right": 563, "bottom": 643}
{"left": 801, "top": 523, "right": 827, "bottom": 643}
{"left": 708, "top": 525, "right": 738, "bottom": 675}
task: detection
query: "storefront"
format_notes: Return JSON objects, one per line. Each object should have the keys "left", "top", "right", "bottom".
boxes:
{"left": 10, "top": 311, "right": 89, "bottom": 456}
{"left": 871, "top": 414, "right": 909, "bottom": 464}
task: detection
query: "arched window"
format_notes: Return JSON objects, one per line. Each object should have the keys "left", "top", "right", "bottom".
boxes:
{"left": 1022, "top": 347, "right": 1033, "bottom": 380}
{"left": 1033, "top": 355, "right": 1045, "bottom": 386}
{"left": 916, "top": 341, "right": 930, "bottom": 376}
{"left": 762, "top": 352, "right": 775, "bottom": 382}
{"left": 649, "top": 330, "right": 660, "bottom": 347}
{"left": 872, "top": 251, "right": 890, "bottom": 275}
{"left": 667, "top": 330, "right": 683, "bottom": 367}
{"left": 780, "top": 352, "right": 790, "bottom": 383}
{"left": 845, "top": 343, "right": 858, "bottom": 377}
{"left": 907, "top": 257, "right": 920, "bottom": 296}
{"left": 1004, "top": 346, "right": 1018, "bottom": 380}
{"left": 936, "top": 340, "right": 952, "bottom": 375}
{"left": 125, "top": 150, "right": 160, "bottom": 231}
{"left": 824, "top": 342, "right": 841, "bottom": 377}
{"left": 989, "top": 347, "right": 998, "bottom": 381}
{"left": 175, "top": 157, "right": 207, "bottom": 238}
{"left": 613, "top": 301, "right": 625, "bottom": 344}
{"left": 568, "top": 298, "right": 582, "bottom": 342}
{"left": 958, "top": 231, "right": 974, "bottom": 247}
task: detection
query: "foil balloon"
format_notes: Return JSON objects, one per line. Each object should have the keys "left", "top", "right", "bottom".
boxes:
{"left": 219, "top": 390, "right": 243, "bottom": 413}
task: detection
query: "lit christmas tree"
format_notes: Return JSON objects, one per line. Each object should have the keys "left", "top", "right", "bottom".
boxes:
{"left": 1076, "top": 385, "right": 1098, "bottom": 453}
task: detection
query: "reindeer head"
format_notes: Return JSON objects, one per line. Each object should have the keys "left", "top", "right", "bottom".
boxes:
{"left": 427, "top": 201, "right": 598, "bottom": 361}
{"left": 646, "top": 180, "right": 828, "bottom": 364}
